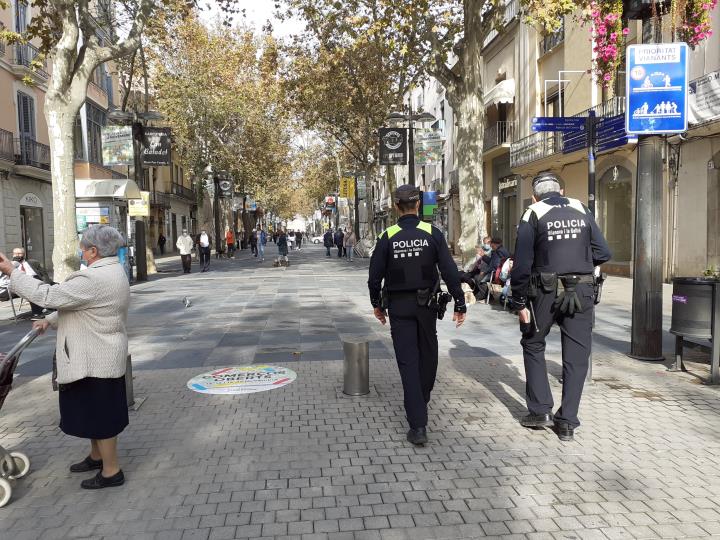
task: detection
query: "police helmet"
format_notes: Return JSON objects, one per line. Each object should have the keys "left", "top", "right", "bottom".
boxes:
{"left": 393, "top": 184, "right": 421, "bottom": 204}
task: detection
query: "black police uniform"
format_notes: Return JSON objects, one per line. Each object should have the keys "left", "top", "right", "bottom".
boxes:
{"left": 368, "top": 213, "right": 465, "bottom": 430}
{"left": 511, "top": 192, "right": 611, "bottom": 429}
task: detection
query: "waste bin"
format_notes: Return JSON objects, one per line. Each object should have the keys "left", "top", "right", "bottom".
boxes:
{"left": 342, "top": 340, "right": 369, "bottom": 396}
{"left": 669, "top": 277, "right": 720, "bottom": 383}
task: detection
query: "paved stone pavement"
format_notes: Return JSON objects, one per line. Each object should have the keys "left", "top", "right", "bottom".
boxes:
{"left": 1, "top": 244, "right": 719, "bottom": 540}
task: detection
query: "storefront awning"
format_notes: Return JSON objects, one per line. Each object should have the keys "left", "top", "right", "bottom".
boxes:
{"left": 75, "top": 179, "right": 142, "bottom": 200}
{"left": 484, "top": 79, "right": 515, "bottom": 107}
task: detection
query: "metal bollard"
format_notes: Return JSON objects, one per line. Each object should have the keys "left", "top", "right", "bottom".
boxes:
{"left": 342, "top": 340, "right": 370, "bottom": 396}
{"left": 125, "top": 354, "right": 135, "bottom": 408}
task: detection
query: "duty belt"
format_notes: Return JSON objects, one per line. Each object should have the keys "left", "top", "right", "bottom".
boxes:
{"left": 387, "top": 290, "right": 419, "bottom": 300}
{"left": 558, "top": 274, "right": 594, "bottom": 285}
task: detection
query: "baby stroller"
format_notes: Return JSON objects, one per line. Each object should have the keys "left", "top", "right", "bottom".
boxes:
{"left": 0, "top": 329, "right": 39, "bottom": 507}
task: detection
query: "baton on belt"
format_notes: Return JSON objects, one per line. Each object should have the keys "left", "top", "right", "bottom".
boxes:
{"left": 528, "top": 301, "right": 539, "bottom": 333}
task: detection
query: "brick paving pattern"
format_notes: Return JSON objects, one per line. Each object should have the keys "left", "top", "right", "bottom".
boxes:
{"left": 0, "top": 245, "right": 718, "bottom": 539}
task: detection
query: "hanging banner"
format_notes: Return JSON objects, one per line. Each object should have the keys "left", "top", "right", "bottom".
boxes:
{"left": 101, "top": 126, "right": 133, "bottom": 166}
{"left": 357, "top": 176, "right": 367, "bottom": 200}
{"left": 379, "top": 128, "right": 408, "bottom": 165}
{"left": 128, "top": 191, "right": 150, "bottom": 217}
{"left": 689, "top": 69, "right": 720, "bottom": 125}
{"left": 142, "top": 127, "right": 171, "bottom": 166}
{"left": 414, "top": 129, "right": 445, "bottom": 166}
{"left": 339, "top": 177, "right": 355, "bottom": 199}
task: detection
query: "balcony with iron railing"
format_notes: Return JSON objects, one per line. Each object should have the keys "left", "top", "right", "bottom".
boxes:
{"left": 484, "top": 121, "right": 517, "bottom": 151}
{"left": 14, "top": 136, "right": 51, "bottom": 170}
{"left": 151, "top": 191, "right": 172, "bottom": 208}
{"left": 482, "top": 0, "right": 520, "bottom": 49}
{"left": 171, "top": 182, "right": 196, "bottom": 201}
{"left": 510, "top": 97, "right": 627, "bottom": 168}
{"left": 0, "top": 128, "right": 14, "bottom": 162}
{"left": 539, "top": 25, "right": 565, "bottom": 57}
{"left": 12, "top": 43, "right": 48, "bottom": 79}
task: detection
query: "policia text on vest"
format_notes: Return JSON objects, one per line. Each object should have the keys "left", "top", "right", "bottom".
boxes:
{"left": 509, "top": 172, "right": 611, "bottom": 443}
{"left": 368, "top": 185, "right": 466, "bottom": 446}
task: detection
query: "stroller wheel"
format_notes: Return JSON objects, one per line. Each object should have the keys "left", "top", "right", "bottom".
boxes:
{"left": 8, "top": 452, "right": 29, "bottom": 479}
{"left": 0, "top": 478, "right": 11, "bottom": 508}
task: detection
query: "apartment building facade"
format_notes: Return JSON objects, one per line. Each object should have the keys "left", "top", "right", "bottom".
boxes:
{"left": 504, "top": 6, "right": 720, "bottom": 278}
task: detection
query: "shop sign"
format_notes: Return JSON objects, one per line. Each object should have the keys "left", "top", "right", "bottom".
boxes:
{"left": 19, "top": 192, "right": 42, "bottom": 208}
{"left": 102, "top": 126, "right": 134, "bottom": 166}
{"left": 142, "top": 127, "right": 171, "bottom": 167}
{"left": 128, "top": 191, "right": 150, "bottom": 217}
{"left": 379, "top": 128, "right": 408, "bottom": 165}
{"left": 689, "top": 69, "right": 720, "bottom": 125}
{"left": 357, "top": 177, "right": 367, "bottom": 199}
{"left": 414, "top": 129, "right": 445, "bottom": 166}
{"left": 187, "top": 365, "right": 297, "bottom": 395}
{"left": 498, "top": 177, "right": 518, "bottom": 191}
{"left": 76, "top": 206, "right": 110, "bottom": 231}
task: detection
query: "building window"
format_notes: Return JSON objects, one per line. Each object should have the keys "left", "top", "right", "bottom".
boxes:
{"left": 74, "top": 115, "right": 85, "bottom": 159}
{"left": 599, "top": 165, "right": 632, "bottom": 262}
{"left": 17, "top": 90, "right": 35, "bottom": 139}
{"left": 86, "top": 103, "right": 106, "bottom": 165}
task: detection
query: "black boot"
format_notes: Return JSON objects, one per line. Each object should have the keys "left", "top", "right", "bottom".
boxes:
{"left": 520, "top": 413, "right": 554, "bottom": 428}
{"left": 406, "top": 427, "right": 428, "bottom": 446}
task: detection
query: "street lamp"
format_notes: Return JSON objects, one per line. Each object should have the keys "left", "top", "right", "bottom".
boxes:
{"left": 386, "top": 106, "right": 437, "bottom": 187}
{"left": 107, "top": 107, "right": 165, "bottom": 282}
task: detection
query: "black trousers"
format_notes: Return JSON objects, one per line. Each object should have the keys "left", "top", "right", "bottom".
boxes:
{"left": 521, "top": 283, "right": 595, "bottom": 428}
{"left": 199, "top": 247, "right": 211, "bottom": 269}
{"left": 388, "top": 296, "right": 438, "bottom": 429}
{"left": 180, "top": 254, "right": 192, "bottom": 273}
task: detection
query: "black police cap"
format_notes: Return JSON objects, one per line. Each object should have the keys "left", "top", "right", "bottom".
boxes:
{"left": 393, "top": 184, "right": 420, "bottom": 203}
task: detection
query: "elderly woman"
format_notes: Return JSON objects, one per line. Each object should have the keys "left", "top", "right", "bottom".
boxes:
{"left": 0, "top": 225, "right": 130, "bottom": 490}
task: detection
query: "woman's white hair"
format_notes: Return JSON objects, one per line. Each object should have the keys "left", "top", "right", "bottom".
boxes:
{"left": 80, "top": 225, "right": 126, "bottom": 257}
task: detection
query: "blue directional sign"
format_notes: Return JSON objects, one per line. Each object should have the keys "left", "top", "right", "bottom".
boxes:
{"left": 626, "top": 43, "right": 689, "bottom": 135}
{"left": 531, "top": 117, "right": 586, "bottom": 132}
{"left": 597, "top": 114, "right": 633, "bottom": 153}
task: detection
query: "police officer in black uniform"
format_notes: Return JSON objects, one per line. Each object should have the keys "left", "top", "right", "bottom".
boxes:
{"left": 509, "top": 172, "right": 611, "bottom": 441}
{"left": 368, "top": 185, "right": 467, "bottom": 445}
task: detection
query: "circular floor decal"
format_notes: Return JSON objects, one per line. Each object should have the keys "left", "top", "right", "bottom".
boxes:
{"left": 187, "top": 365, "right": 297, "bottom": 395}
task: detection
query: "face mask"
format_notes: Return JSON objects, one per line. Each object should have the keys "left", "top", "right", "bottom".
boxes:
{"left": 482, "top": 244, "right": 491, "bottom": 251}
{"left": 12, "top": 256, "right": 23, "bottom": 262}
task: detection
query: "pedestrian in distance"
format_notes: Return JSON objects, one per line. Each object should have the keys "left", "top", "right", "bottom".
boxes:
{"left": 509, "top": 172, "right": 611, "bottom": 442}
{"left": 0, "top": 225, "right": 131, "bottom": 489}
{"left": 176, "top": 229, "right": 194, "bottom": 274}
{"left": 368, "top": 185, "right": 467, "bottom": 446}
{"left": 296, "top": 230, "right": 303, "bottom": 250}
{"left": 225, "top": 228, "right": 235, "bottom": 259}
{"left": 344, "top": 227, "right": 357, "bottom": 262}
{"left": 323, "top": 229, "right": 334, "bottom": 257}
{"left": 277, "top": 228, "right": 289, "bottom": 265}
{"left": 157, "top": 232, "right": 166, "bottom": 255}
{"left": 257, "top": 225, "right": 267, "bottom": 262}
{"left": 250, "top": 229, "right": 258, "bottom": 257}
{"left": 334, "top": 228, "right": 344, "bottom": 258}
{"left": 198, "top": 228, "right": 211, "bottom": 272}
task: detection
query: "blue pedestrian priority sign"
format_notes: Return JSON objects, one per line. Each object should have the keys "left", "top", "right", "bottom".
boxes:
{"left": 531, "top": 117, "right": 586, "bottom": 132}
{"left": 626, "top": 43, "right": 689, "bottom": 135}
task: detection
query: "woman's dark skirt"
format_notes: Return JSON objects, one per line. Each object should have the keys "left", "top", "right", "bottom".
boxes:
{"left": 59, "top": 376, "right": 129, "bottom": 440}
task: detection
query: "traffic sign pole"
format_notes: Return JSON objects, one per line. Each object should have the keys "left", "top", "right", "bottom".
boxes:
{"left": 586, "top": 111, "right": 597, "bottom": 384}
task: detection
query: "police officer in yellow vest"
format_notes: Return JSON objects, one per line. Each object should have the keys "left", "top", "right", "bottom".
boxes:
{"left": 368, "top": 185, "right": 466, "bottom": 445}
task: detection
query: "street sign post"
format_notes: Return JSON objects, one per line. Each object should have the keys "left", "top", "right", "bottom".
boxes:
{"left": 626, "top": 43, "right": 689, "bottom": 135}
{"left": 531, "top": 117, "right": 586, "bottom": 132}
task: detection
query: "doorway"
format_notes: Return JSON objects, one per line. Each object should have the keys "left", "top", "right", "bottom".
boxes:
{"left": 20, "top": 206, "right": 45, "bottom": 266}
{"left": 171, "top": 213, "right": 178, "bottom": 252}
{"left": 598, "top": 165, "right": 633, "bottom": 262}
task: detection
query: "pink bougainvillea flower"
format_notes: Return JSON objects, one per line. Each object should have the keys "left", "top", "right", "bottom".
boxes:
{"left": 622, "top": 27, "right": 630, "bottom": 35}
